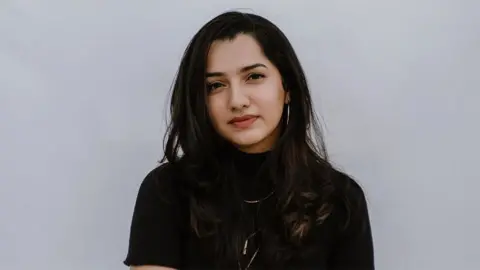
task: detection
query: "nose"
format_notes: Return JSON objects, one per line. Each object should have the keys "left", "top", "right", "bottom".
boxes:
{"left": 228, "top": 83, "right": 250, "bottom": 111}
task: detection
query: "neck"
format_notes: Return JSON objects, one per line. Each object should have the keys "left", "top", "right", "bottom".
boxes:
{"left": 229, "top": 146, "right": 274, "bottom": 201}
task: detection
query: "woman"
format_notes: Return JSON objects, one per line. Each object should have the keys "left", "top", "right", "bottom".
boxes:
{"left": 124, "top": 11, "right": 374, "bottom": 270}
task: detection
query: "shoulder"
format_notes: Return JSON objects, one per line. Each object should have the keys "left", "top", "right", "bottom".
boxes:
{"left": 330, "top": 169, "right": 367, "bottom": 204}
{"left": 124, "top": 162, "right": 186, "bottom": 268}
{"left": 328, "top": 168, "right": 371, "bottom": 232}
{"left": 321, "top": 169, "right": 375, "bottom": 268}
{"left": 141, "top": 162, "right": 177, "bottom": 186}
{"left": 307, "top": 155, "right": 366, "bottom": 202}
{"left": 135, "top": 162, "right": 182, "bottom": 207}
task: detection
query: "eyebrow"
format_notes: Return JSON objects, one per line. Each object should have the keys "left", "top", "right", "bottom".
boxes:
{"left": 206, "top": 63, "right": 267, "bottom": 78}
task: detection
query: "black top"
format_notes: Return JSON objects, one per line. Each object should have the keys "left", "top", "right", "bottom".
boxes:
{"left": 124, "top": 149, "right": 374, "bottom": 269}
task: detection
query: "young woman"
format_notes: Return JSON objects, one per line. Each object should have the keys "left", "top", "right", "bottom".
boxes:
{"left": 124, "top": 11, "right": 374, "bottom": 270}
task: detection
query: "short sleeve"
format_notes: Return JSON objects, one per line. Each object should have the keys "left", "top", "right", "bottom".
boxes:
{"left": 329, "top": 174, "right": 375, "bottom": 270}
{"left": 123, "top": 164, "right": 182, "bottom": 268}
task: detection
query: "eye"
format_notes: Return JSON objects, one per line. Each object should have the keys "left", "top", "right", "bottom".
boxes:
{"left": 206, "top": 82, "right": 224, "bottom": 92}
{"left": 247, "top": 73, "right": 265, "bottom": 81}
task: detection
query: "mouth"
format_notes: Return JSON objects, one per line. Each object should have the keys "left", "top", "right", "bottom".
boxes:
{"left": 229, "top": 115, "right": 258, "bottom": 129}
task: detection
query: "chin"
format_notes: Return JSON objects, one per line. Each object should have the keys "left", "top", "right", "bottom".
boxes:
{"left": 231, "top": 137, "right": 263, "bottom": 147}
{"left": 228, "top": 132, "right": 266, "bottom": 148}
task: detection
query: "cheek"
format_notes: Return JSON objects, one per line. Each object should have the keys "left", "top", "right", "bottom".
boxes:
{"left": 257, "top": 89, "right": 285, "bottom": 119}
{"left": 207, "top": 98, "right": 225, "bottom": 124}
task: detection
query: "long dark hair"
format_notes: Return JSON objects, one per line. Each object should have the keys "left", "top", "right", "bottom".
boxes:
{"left": 162, "top": 11, "right": 337, "bottom": 267}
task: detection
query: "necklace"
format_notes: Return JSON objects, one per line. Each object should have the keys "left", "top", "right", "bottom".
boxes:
{"left": 238, "top": 246, "right": 260, "bottom": 270}
{"left": 242, "top": 230, "right": 258, "bottom": 255}
{"left": 243, "top": 190, "right": 275, "bottom": 204}
{"left": 239, "top": 227, "right": 262, "bottom": 269}
{"left": 238, "top": 189, "right": 272, "bottom": 268}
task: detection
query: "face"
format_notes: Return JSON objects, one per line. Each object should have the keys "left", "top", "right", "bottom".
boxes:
{"left": 205, "top": 34, "right": 289, "bottom": 153}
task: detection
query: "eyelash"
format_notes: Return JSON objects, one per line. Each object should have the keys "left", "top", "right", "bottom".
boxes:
{"left": 206, "top": 82, "right": 223, "bottom": 92}
{"left": 247, "top": 73, "right": 265, "bottom": 81}
{"left": 206, "top": 73, "right": 265, "bottom": 91}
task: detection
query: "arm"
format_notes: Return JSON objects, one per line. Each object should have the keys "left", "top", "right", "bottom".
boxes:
{"left": 329, "top": 181, "right": 375, "bottom": 270}
{"left": 124, "top": 164, "right": 182, "bottom": 269}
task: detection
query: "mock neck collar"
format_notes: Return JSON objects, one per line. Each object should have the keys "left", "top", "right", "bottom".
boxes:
{"left": 226, "top": 146, "right": 274, "bottom": 201}
{"left": 231, "top": 147, "right": 269, "bottom": 175}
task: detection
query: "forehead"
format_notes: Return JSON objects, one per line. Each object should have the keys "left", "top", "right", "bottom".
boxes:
{"left": 206, "top": 34, "right": 270, "bottom": 72}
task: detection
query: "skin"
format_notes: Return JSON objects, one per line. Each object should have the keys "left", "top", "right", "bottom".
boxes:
{"left": 206, "top": 34, "right": 289, "bottom": 153}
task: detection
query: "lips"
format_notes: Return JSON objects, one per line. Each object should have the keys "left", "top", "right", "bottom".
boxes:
{"left": 229, "top": 115, "right": 258, "bottom": 129}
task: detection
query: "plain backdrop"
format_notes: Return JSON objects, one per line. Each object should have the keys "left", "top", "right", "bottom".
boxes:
{"left": 1, "top": 0, "right": 479, "bottom": 269}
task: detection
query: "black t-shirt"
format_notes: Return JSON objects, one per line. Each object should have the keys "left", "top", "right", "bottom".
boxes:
{"left": 124, "top": 150, "right": 374, "bottom": 269}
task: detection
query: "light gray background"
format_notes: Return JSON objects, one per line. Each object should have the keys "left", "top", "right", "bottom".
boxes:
{"left": 1, "top": 0, "right": 479, "bottom": 269}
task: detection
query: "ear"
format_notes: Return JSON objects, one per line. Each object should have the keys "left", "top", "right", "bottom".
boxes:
{"left": 282, "top": 81, "right": 290, "bottom": 104}
{"left": 285, "top": 91, "right": 290, "bottom": 105}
